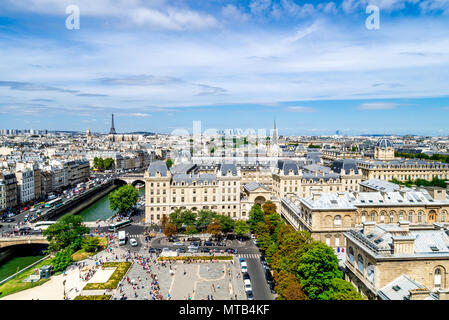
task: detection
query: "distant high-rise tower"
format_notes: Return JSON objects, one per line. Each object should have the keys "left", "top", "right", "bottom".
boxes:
{"left": 109, "top": 113, "right": 116, "bottom": 134}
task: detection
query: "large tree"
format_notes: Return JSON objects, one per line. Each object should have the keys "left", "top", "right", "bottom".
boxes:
{"left": 160, "top": 214, "right": 168, "bottom": 229}
{"left": 185, "top": 225, "right": 198, "bottom": 235}
{"left": 262, "top": 200, "right": 277, "bottom": 215}
{"left": 195, "top": 210, "right": 217, "bottom": 229}
{"left": 103, "top": 157, "right": 114, "bottom": 170}
{"left": 169, "top": 208, "right": 184, "bottom": 228}
{"left": 283, "top": 281, "right": 309, "bottom": 300}
{"left": 108, "top": 185, "right": 139, "bottom": 215}
{"left": 327, "top": 278, "right": 364, "bottom": 300}
{"left": 248, "top": 204, "right": 265, "bottom": 230}
{"left": 296, "top": 241, "right": 343, "bottom": 300}
{"left": 43, "top": 214, "right": 90, "bottom": 253}
{"left": 206, "top": 219, "right": 223, "bottom": 239}
{"left": 163, "top": 223, "right": 178, "bottom": 238}
{"left": 234, "top": 220, "right": 250, "bottom": 238}
{"left": 180, "top": 210, "right": 197, "bottom": 227}
{"left": 215, "top": 214, "right": 235, "bottom": 233}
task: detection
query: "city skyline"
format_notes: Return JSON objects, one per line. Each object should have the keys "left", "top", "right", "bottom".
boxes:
{"left": 1, "top": 0, "right": 449, "bottom": 135}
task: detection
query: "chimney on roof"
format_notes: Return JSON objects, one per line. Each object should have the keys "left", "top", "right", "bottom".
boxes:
{"left": 362, "top": 221, "right": 376, "bottom": 234}
{"left": 409, "top": 288, "right": 431, "bottom": 300}
{"left": 392, "top": 235, "right": 415, "bottom": 255}
{"left": 399, "top": 220, "right": 410, "bottom": 232}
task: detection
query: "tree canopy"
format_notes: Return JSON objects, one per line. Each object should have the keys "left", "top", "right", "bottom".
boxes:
{"left": 108, "top": 185, "right": 139, "bottom": 214}
{"left": 296, "top": 241, "right": 343, "bottom": 300}
{"left": 234, "top": 220, "right": 250, "bottom": 238}
{"left": 163, "top": 223, "right": 178, "bottom": 238}
{"left": 43, "top": 214, "right": 90, "bottom": 253}
{"left": 262, "top": 201, "right": 277, "bottom": 215}
{"left": 248, "top": 204, "right": 265, "bottom": 230}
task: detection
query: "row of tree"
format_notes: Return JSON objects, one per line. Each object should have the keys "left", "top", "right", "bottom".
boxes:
{"left": 249, "top": 201, "right": 363, "bottom": 300}
{"left": 395, "top": 151, "right": 449, "bottom": 164}
{"left": 93, "top": 157, "right": 115, "bottom": 171}
{"left": 391, "top": 177, "right": 447, "bottom": 188}
{"left": 161, "top": 208, "right": 250, "bottom": 239}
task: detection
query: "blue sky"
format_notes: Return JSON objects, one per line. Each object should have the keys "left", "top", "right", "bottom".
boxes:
{"left": 0, "top": 0, "right": 449, "bottom": 135}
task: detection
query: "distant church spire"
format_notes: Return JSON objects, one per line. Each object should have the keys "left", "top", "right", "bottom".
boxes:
{"left": 272, "top": 119, "right": 278, "bottom": 145}
{"left": 109, "top": 113, "right": 116, "bottom": 134}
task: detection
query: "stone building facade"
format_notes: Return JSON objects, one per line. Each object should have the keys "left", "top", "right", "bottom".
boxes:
{"left": 344, "top": 221, "right": 449, "bottom": 299}
{"left": 145, "top": 161, "right": 241, "bottom": 224}
{"left": 279, "top": 187, "right": 449, "bottom": 250}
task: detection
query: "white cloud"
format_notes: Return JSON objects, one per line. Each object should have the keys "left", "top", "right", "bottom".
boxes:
{"left": 285, "top": 106, "right": 317, "bottom": 112}
{"left": 221, "top": 4, "right": 250, "bottom": 23}
{"left": 420, "top": 0, "right": 449, "bottom": 14}
{"left": 2, "top": 0, "right": 218, "bottom": 31}
{"left": 357, "top": 102, "right": 400, "bottom": 110}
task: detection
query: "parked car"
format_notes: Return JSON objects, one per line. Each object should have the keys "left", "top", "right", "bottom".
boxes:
{"left": 239, "top": 257, "right": 246, "bottom": 263}
{"left": 201, "top": 247, "right": 210, "bottom": 253}
{"left": 173, "top": 242, "right": 184, "bottom": 247}
{"left": 5, "top": 218, "right": 14, "bottom": 223}
{"left": 253, "top": 239, "right": 258, "bottom": 245}
{"left": 204, "top": 241, "right": 214, "bottom": 246}
{"left": 269, "top": 281, "right": 276, "bottom": 294}
{"left": 130, "top": 238, "right": 138, "bottom": 247}
{"left": 216, "top": 241, "right": 226, "bottom": 246}
{"left": 241, "top": 262, "right": 248, "bottom": 273}
{"left": 226, "top": 248, "right": 237, "bottom": 254}
{"left": 243, "top": 273, "right": 250, "bottom": 280}
{"left": 244, "top": 279, "right": 252, "bottom": 292}
{"left": 265, "top": 269, "right": 274, "bottom": 283}
{"left": 190, "top": 241, "right": 201, "bottom": 246}
{"left": 176, "top": 247, "right": 186, "bottom": 253}
{"left": 246, "top": 290, "right": 254, "bottom": 300}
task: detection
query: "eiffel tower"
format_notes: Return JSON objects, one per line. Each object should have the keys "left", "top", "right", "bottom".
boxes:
{"left": 109, "top": 113, "right": 116, "bottom": 134}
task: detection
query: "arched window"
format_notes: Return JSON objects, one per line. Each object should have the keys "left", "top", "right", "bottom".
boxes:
{"left": 380, "top": 212, "right": 385, "bottom": 223}
{"left": 399, "top": 211, "right": 404, "bottom": 221}
{"left": 357, "top": 254, "right": 364, "bottom": 272}
{"left": 442, "top": 211, "right": 446, "bottom": 223}
{"left": 389, "top": 212, "right": 395, "bottom": 223}
{"left": 435, "top": 268, "right": 442, "bottom": 288}
{"left": 418, "top": 211, "right": 423, "bottom": 223}
{"left": 408, "top": 211, "right": 413, "bottom": 223}
{"left": 348, "top": 247, "right": 355, "bottom": 263}
{"left": 370, "top": 211, "right": 375, "bottom": 222}
{"left": 367, "top": 263, "right": 375, "bottom": 283}
{"left": 334, "top": 215, "right": 341, "bottom": 226}
{"left": 361, "top": 212, "right": 366, "bottom": 223}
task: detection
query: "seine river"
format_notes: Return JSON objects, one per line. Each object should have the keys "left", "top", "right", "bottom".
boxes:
{"left": 0, "top": 187, "right": 144, "bottom": 282}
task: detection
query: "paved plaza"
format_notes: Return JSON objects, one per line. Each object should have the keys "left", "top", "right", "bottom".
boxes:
{"left": 0, "top": 232, "right": 249, "bottom": 300}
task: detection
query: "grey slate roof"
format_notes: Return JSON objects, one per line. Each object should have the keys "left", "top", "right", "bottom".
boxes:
{"left": 243, "top": 182, "right": 268, "bottom": 192}
{"left": 376, "top": 138, "right": 394, "bottom": 149}
{"left": 277, "top": 160, "right": 299, "bottom": 175}
{"left": 360, "top": 178, "right": 408, "bottom": 192}
{"left": 218, "top": 163, "right": 237, "bottom": 176}
{"left": 170, "top": 163, "right": 196, "bottom": 174}
{"left": 148, "top": 160, "right": 168, "bottom": 177}
{"left": 331, "top": 159, "right": 359, "bottom": 174}
{"left": 378, "top": 274, "right": 425, "bottom": 300}
{"left": 172, "top": 173, "right": 217, "bottom": 185}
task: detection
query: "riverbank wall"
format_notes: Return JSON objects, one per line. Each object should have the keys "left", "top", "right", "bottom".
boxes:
{"left": 34, "top": 181, "right": 120, "bottom": 222}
